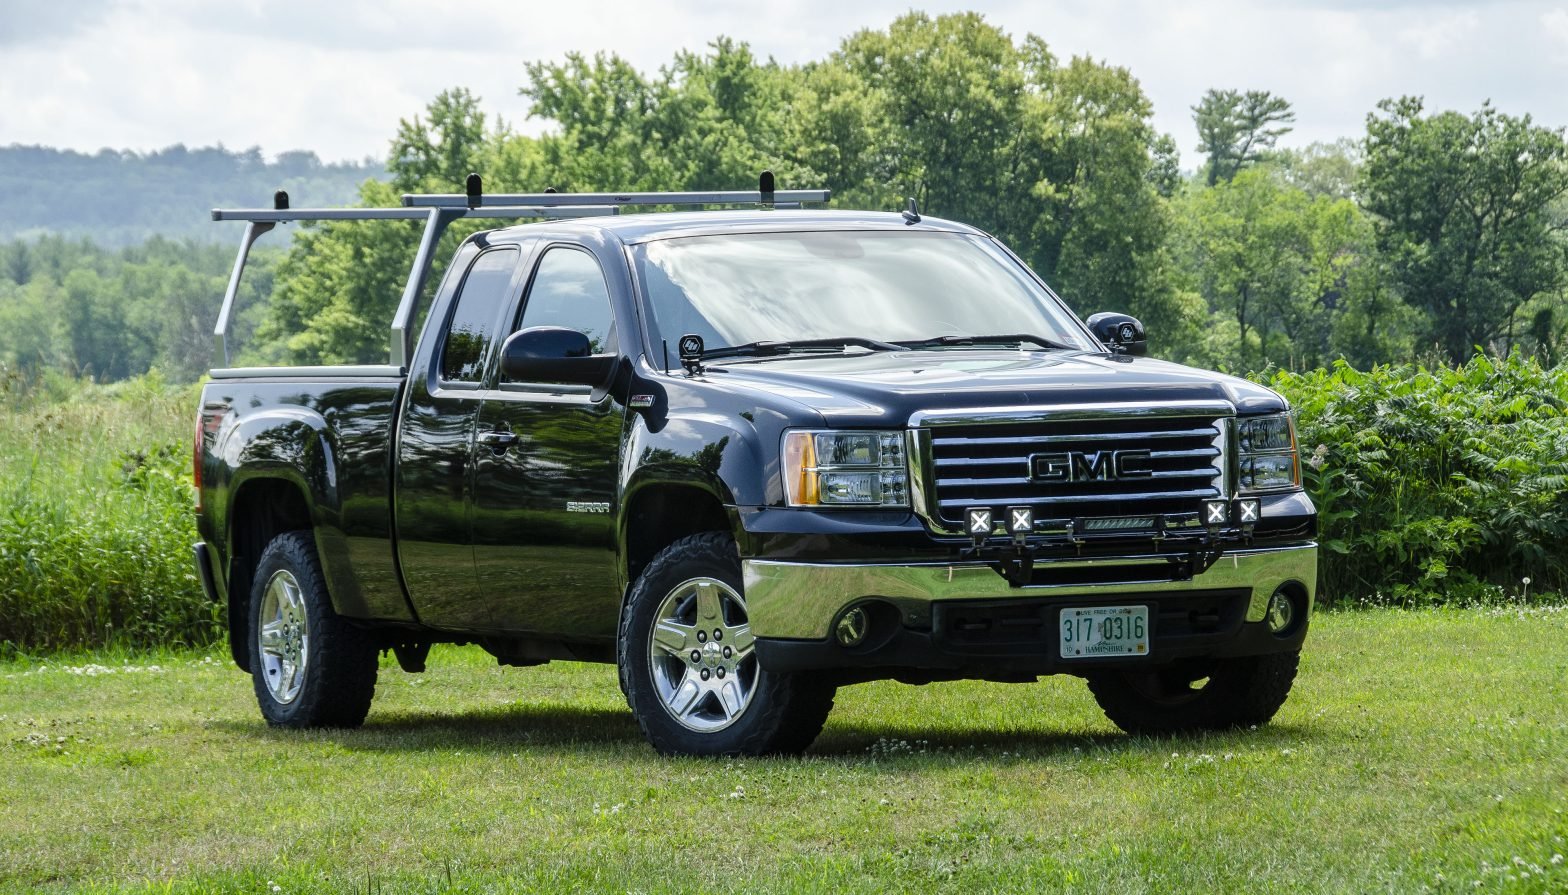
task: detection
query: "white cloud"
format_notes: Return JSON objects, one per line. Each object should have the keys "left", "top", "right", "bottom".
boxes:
{"left": 1396, "top": 10, "right": 1481, "bottom": 58}
{"left": 1544, "top": 7, "right": 1568, "bottom": 54}
{"left": 0, "top": 0, "right": 1564, "bottom": 165}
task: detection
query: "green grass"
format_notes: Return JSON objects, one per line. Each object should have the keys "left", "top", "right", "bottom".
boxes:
{"left": 0, "top": 374, "right": 213, "bottom": 653}
{"left": 2, "top": 606, "right": 1565, "bottom": 894}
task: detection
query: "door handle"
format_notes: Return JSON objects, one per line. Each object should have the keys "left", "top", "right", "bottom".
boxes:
{"left": 478, "top": 429, "right": 517, "bottom": 452}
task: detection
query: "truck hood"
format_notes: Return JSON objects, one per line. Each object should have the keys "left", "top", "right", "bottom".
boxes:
{"left": 700, "top": 349, "right": 1286, "bottom": 426}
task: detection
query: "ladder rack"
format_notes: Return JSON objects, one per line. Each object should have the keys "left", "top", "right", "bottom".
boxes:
{"left": 403, "top": 189, "right": 832, "bottom": 208}
{"left": 402, "top": 169, "right": 831, "bottom": 210}
{"left": 210, "top": 191, "right": 620, "bottom": 368}
{"left": 211, "top": 172, "right": 830, "bottom": 371}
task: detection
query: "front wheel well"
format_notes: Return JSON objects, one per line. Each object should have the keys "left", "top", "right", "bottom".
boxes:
{"left": 623, "top": 485, "right": 733, "bottom": 586}
{"left": 225, "top": 478, "right": 313, "bottom": 671}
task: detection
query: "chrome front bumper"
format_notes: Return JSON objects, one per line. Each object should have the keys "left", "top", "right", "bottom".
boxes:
{"left": 743, "top": 543, "right": 1317, "bottom": 640}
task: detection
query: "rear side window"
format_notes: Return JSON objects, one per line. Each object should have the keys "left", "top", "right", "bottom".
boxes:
{"left": 440, "top": 247, "right": 519, "bottom": 383}
{"left": 515, "top": 248, "right": 616, "bottom": 354}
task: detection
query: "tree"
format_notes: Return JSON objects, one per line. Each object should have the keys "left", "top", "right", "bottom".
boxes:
{"left": 816, "top": 15, "right": 1184, "bottom": 333}
{"left": 1276, "top": 138, "right": 1362, "bottom": 200}
{"left": 1361, "top": 98, "right": 1568, "bottom": 362}
{"left": 1194, "top": 89, "right": 1295, "bottom": 186}
{"left": 258, "top": 90, "right": 497, "bottom": 365}
{"left": 388, "top": 89, "right": 489, "bottom": 192}
{"left": 1172, "top": 167, "right": 1396, "bottom": 371}
{"left": 1028, "top": 55, "right": 1186, "bottom": 334}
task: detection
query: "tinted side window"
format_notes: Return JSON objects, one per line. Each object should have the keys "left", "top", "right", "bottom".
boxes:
{"left": 516, "top": 248, "right": 616, "bottom": 354}
{"left": 441, "top": 248, "right": 519, "bottom": 383}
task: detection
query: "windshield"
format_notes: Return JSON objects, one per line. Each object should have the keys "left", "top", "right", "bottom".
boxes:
{"left": 631, "top": 231, "right": 1099, "bottom": 356}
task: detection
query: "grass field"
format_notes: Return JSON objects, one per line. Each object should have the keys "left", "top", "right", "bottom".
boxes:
{"left": 2, "top": 606, "right": 1566, "bottom": 894}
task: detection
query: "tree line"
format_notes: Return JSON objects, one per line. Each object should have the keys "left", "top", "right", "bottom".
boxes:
{"left": 0, "top": 237, "right": 275, "bottom": 382}
{"left": 264, "top": 12, "right": 1568, "bottom": 373}
{"left": 3, "top": 11, "right": 1566, "bottom": 380}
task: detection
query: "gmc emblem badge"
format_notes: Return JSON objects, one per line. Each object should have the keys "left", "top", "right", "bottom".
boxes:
{"left": 1030, "top": 450, "right": 1154, "bottom": 483}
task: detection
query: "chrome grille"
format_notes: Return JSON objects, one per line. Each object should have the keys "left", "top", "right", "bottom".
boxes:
{"left": 918, "top": 412, "right": 1229, "bottom": 530}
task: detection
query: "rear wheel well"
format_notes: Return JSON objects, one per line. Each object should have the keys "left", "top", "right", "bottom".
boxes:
{"left": 226, "top": 479, "right": 312, "bottom": 671}
{"left": 624, "top": 486, "right": 732, "bottom": 586}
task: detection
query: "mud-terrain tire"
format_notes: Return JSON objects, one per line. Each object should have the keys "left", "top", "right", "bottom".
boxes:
{"left": 1086, "top": 650, "right": 1299, "bottom": 735}
{"left": 618, "top": 532, "right": 836, "bottom": 756}
{"left": 247, "top": 530, "right": 378, "bottom": 728}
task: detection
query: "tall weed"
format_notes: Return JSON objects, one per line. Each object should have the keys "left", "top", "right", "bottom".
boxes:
{"left": 0, "top": 371, "right": 216, "bottom": 653}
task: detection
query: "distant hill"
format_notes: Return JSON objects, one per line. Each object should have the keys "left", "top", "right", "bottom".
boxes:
{"left": 0, "top": 145, "right": 386, "bottom": 246}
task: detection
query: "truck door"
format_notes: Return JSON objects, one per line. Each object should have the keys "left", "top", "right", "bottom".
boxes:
{"left": 395, "top": 243, "right": 525, "bottom": 630}
{"left": 471, "top": 245, "right": 624, "bottom": 639}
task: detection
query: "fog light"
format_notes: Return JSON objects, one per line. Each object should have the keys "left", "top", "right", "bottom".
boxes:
{"left": 834, "top": 606, "right": 870, "bottom": 647}
{"left": 1202, "top": 499, "right": 1229, "bottom": 530}
{"left": 1237, "top": 499, "right": 1261, "bottom": 523}
{"left": 1007, "top": 506, "right": 1033, "bottom": 543}
{"left": 1237, "top": 498, "right": 1261, "bottom": 534}
{"left": 967, "top": 508, "right": 993, "bottom": 542}
{"left": 1265, "top": 589, "right": 1296, "bottom": 635}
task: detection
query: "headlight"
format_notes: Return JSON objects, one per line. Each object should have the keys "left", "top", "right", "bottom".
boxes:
{"left": 782, "top": 430, "right": 909, "bottom": 507}
{"left": 1236, "top": 413, "right": 1301, "bottom": 492}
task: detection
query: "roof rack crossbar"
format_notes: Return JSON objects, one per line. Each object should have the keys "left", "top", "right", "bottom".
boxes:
{"left": 400, "top": 189, "right": 832, "bottom": 209}
{"left": 212, "top": 205, "right": 618, "bottom": 223}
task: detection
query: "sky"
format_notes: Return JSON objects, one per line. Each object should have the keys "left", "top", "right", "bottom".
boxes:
{"left": 2, "top": 0, "right": 1567, "bottom": 167}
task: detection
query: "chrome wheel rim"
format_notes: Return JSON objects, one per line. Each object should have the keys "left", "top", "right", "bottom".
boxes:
{"left": 647, "top": 577, "right": 759, "bottom": 733}
{"left": 257, "top": 570, "right": 309, "bottom": 705}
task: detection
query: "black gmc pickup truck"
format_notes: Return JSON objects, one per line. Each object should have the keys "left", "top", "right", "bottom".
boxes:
{"left": 194, "top": 182, "right": 1317, "bottom": 756}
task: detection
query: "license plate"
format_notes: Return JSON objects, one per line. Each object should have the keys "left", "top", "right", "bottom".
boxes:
{"left": 1059, "top": 605, "right": 1150, "bottom": 658}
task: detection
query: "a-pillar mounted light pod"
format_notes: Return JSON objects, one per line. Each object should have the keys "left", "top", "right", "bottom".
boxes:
{"left": 967, "top": 508, "right": 993, "bottom": 545}
{"left": 1237, "top": 498, "right": 1261, "bottom": 535}
{"left": 1203, "top": 499, "right": 1229, "bottom": 533}
{"left": 1007, "top": 506, "right": 1033, "bottom": 544}
{"left": 677, "top": 333, "right": 704, "bottom": 374}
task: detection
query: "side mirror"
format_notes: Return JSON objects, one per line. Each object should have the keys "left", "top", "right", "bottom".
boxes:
{"left": 1085, "top": 312, "right": 1147, "bottom": 356}
{"left": 499, "top": 326, "right": 615, "bottom": 385}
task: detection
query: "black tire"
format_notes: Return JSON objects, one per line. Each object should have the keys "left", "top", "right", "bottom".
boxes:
{"left": 1086, "top": 650, "right": 1299, "bottom": 736}
{"left": 618, "top": 532, "right": 836, "bottom": 756}
{"left": 247, "top": 530, "right": 378, "bottom": 728}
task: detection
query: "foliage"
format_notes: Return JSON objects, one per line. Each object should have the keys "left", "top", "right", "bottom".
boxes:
{"left": 0, "top": 236, "right": 276, "bottom": 381}
{"left": 0, "top": 372, "right": 215, "bottom": 652}
{"left": 1270, "top": 353, "right": 1568, "bottom": 603}
{"left": 1275, "top": 138, "right": 1362, "bottom": 201}
{"left": 264, "top": 14, "right": 1186, "bottom": 363}
{"left": 1192, "top": 88, "right": 1295, "bottom": 186}
{"left": 0, "top": 144, "right": 382, "bottom": 246}
{"left": 1361, "top": 98, "right": 1568, "bottom": 363}
{"left": 1171, "top": 166, "right": 1412, "bottom": 371}
{"left": 3, "top": 609, "right": 1567, "bottom": 892}
{"left": 8, "top": 16, "right": 1568, "bottom": 374}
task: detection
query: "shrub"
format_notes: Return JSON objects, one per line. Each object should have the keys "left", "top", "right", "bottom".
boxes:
{"left": 1270, "top": 354, "right": 1568, "bottom": 605}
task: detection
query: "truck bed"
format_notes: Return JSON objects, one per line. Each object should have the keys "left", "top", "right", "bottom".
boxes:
{"left": 196, "top": 371, "right": 411, "bottom": 624}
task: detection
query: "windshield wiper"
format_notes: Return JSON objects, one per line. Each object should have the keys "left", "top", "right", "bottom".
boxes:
{"left": 894, "top": 333, "right": 1080, "bottom": 352}
{"left": 699, "top": 336, "right": 908, "bottom": 362}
